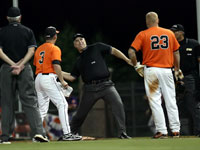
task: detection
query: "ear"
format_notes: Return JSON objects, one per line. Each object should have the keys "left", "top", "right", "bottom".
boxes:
{"left": 53, "top": 34, "right": 57, "bottom": 40}
{"left": 19, "top": 15, "right": 22, "bottom": 22}
{"left": 157, "top": 18, "right": 159, "bottom": 24}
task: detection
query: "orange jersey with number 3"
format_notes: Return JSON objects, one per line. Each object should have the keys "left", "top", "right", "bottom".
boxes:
{"left": 33, "top": 43, "right": 61, "bottom": 75}
{"left": 131, "top": 26, "right": 180, "bottom": 68}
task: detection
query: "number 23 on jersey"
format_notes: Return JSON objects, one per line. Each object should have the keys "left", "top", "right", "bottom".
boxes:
{"left": 151, "top": 35, "right": 169, "bottom": 50}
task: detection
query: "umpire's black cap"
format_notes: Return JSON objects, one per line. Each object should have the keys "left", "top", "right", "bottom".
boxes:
{"left": 170, "top": 24, "right": 184, "bottom": 32}
{"left": 7, "top": 7, "right": 21, "bottom": 17}
{"left": 73, "top": 33, "right": 84, "bottom": 41}
{"left": 45, "top": 26, "right": 59, "bottom": 38}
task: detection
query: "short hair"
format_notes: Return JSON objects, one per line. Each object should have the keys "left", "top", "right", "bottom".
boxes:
{"left": 45, "top": 36, "right": 55, "bottom": 41}
{"left": 7, "top": 16, "right": 21, "bottom": 23}
{"left": 146, "top": 12, "right": 158, "bottom": 24}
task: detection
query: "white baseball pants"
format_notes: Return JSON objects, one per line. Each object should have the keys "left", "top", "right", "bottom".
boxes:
{"left": 35, "top": 73, "right": 71, "bottom": 135}
{"left": 144, "top": 67, "right": 180, "bottom": 134}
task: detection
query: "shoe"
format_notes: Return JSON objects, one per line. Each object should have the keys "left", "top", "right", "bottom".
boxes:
{"left": 33, "top": 134, "right": 49, "bottom": 142}
{"left": 119, "top": 132, "right": 131, "bottom": 139}
{"left": 172, "top": 132, "right": 180, "bottom": 138}
{"left": 58, "top": 133, "right": 82, "bottom": 141}
{"left": 153, "top": 132, "right": 168, "bottom": 139}
{"left": 0, "top": 139, "right": 11, "bottom": 144}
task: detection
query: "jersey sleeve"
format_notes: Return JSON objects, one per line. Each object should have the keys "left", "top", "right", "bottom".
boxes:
{"left": 193, "top": 41, "right": 200, "bottom": 58}
{"left": 51, "top": 46, "right": 62, "bottom": 62}
{"left": 97, "top": 42, "right": 112, "bottom": 55}
{"left": 27, "top": 29, "right": 37, "bottom": 48}
{"left": 131, "top": 32, "right": 143, "bottom": 51}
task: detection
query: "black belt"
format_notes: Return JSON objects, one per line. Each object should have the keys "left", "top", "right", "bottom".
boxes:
{"left": 146, "top": 66, "right": 172, "bottom": 69}
{"left": 42, "top": 73, "right": 49, "bottom": 75}
{"left": 85, "top": 78, "right": 109, "bottom": 85}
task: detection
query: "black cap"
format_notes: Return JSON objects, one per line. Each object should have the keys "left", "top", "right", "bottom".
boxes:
{"left": 170, "top": 24, "right": 184, "bottom": 32}
{"left": 73, "top": 33, "right": 84, "bottom": 41}
{"left": 45, "top": 26, "right": 59, "bottom": 38}
{"left": 7, "top": 7, "right": 21, "bottom": 17}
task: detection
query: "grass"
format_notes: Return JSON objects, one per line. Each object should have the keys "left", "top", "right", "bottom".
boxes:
{"left": 0, "top": 137, "right": 200, "bottom": 150}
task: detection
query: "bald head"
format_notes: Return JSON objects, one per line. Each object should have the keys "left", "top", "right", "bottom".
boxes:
{"left": 146, "top": 12, "right": 159, "bottom": 28}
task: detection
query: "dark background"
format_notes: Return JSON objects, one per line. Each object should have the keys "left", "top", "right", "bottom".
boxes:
{"left": 0, "top": 0, "right": 198, "bottom": 52}
{"left": 0, "top": 0, "right": 197, "bottom": 137}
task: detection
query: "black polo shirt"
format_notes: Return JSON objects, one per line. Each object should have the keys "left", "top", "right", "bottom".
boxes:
{"left": 71, "top": 42, "right": 112, "bottom": 83}
{"left": 0, "top": 22, "right": 37, "bottom": 62}
{"left": 179, "top": 38, "right": 200, "bottom": 75}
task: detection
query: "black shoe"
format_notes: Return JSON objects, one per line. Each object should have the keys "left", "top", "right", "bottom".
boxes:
{"left": 172, "top": 132, "right": 180, "bottom": 138}
{"left": 0, "top": 139, "right": 11, "bottom": 144}
{"left": 119, "top": 132, "right": 131, "bottom": 139}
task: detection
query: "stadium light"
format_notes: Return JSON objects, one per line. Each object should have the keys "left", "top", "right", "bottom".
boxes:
{"left": 196, "top": 0, "right": 200, "bottom": 42}
{"left": 196, "top": 0, "right": 200, "bottom": 76}
{"left": 13, "top": 0, "right": 18, "bottom": 7}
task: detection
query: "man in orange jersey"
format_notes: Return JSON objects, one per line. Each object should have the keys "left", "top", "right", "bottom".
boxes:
{"left": 128, "top": 12, "right": 183, "bottom": 138}
{"left": 33, "top": 26, "right": 82, "bottom": 141}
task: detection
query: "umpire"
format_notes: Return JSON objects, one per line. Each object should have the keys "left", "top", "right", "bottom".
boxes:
{"left": 0, "top": 7, "right": 48, "bottom": 143}
{"left": 63, "top": 33, "right": 132, "bottom": 139}
{"left": 171, "top": 24, "right": 200, "bottom": 136}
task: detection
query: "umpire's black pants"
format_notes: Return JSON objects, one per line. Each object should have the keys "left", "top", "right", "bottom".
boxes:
{"left": 70, "top": 80, "right": 126, "bottom": 136}
{"left": 0, "top": 63, "right": 46, "bottom": 140}
{"left": 181, "top": 72, "right": 200, "bottom": 135}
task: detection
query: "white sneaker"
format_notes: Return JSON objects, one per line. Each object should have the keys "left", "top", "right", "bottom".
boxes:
{"left": 0, "top": 139, "right": 11, "bottom": 144}
{"left": 58, "top": 133, "right": 82, "bottom": 141}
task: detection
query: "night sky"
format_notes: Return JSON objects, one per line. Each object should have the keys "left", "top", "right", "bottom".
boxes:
{"left": 0, "top": 0, "right": 198, "bottom": 52}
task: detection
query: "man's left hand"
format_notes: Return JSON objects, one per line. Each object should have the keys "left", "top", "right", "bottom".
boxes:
{"left": 11, "top": 65, "right": 25, "bottom": 75}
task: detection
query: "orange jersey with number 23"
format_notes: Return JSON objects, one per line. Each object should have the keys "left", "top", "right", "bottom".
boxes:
{"left": 131, "top": 26, "right": 180, "bottom": 68}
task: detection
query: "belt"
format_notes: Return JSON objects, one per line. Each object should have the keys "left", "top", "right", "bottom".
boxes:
{"left": 85, "top": 78, "right": 109, "bottom": 85}
{"left": 146, "top": 66, "right": 151, "bottom": 68}
{"left": 42, "top": 73, "right": 49, "bottom": 75}
{"left": 146, "top": 66, "right": 172, "bottom": 69}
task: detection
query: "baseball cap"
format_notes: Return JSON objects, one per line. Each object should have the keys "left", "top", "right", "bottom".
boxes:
{"left": 73, "top": 33, "right": 84, "bottom": 41}
{"left": 7, "top": 7, "right": 21, "bottom": 17}
{"left": 45, "top": 26, "right": 59, "bottom": 38}
{"left": 170, "top": 24, "right": 184, "bottom": 32}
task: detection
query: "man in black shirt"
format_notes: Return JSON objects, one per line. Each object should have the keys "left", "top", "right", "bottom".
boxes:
{"left": 171, "top": 24, "right": 200, "bottom": 136}
{"left": 63, "top": 33, "right": 132, "bottom": 139}
{"left": 0, "top": 7, "right": 48, "bottom": 143}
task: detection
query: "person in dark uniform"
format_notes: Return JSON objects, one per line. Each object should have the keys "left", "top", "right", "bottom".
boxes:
{"left": 0, "top": 7, "right": 48, "bottom": 143}
{"left": 171, "top": 24, "right": 200, "bottom": 136}
{"left": 62, "top": 33, "right": 132, "bottom": 139}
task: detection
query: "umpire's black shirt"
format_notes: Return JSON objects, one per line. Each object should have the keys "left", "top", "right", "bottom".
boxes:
{"left": 179, "top": 38, "right": 200, "bottom": 75}
{"left": 0, "top": 22, "right": 37, "bottom": 62}
{"left": 71, "top": 42, "right": 112, "bottom": 83}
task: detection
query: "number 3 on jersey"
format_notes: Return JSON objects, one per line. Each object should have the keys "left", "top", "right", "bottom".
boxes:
{"left": 151, "top": 35, "right": 169, "bottom": 50}
{"left": 39, "top": 51, "right": 45, "bottom": 64}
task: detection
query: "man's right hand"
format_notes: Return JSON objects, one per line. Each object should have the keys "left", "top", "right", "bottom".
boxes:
{"left": 134, "top": 62, "right": 145, "bottom": 77}
{"left": 174, "top": 69, "right": 184, "bottom": 81}
{"left": 61, "top": 80, "right": 68, "bottom": 88}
